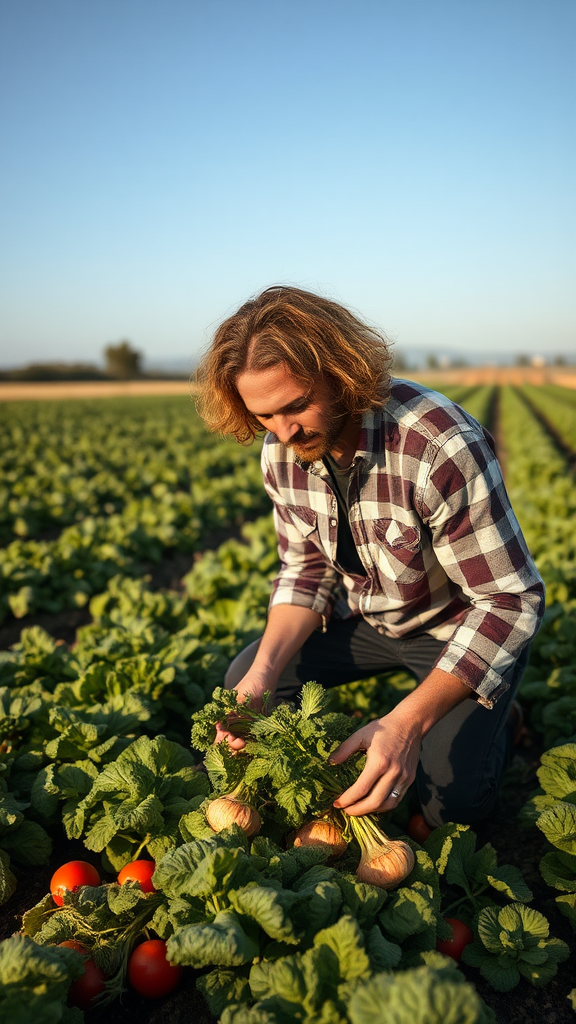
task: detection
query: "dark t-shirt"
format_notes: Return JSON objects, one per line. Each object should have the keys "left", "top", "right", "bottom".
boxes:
{"left": 323, "top": 456, "right": 367, "bottom": 578}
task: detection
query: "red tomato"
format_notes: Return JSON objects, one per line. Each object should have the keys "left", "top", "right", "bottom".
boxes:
{"left": 128, "top": 939, "right": 183, "bottom": 998}
{"left": 436, "top": 917, "right": 474, "bottom": 961}
{"left": 67, "top": 958, "right": 107, "bottom": 1009}
{"left": 59, "top": 940, "right": 88, "bottom": 954}
{"left": 50, "top": 861, "right": 101, "bottom": 906}
{"left": 117, "top": 860, "right": 156, "bottom": 893}
{"left": 407, "top": 814, "right": 432, "bottom": 844}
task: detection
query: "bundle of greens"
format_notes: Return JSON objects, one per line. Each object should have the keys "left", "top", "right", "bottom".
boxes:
{"left": 191, "top": 682, "right": 415, "bottom": 890}
{"left": 23, "top": 879, "right": 164, "bottom": 1004}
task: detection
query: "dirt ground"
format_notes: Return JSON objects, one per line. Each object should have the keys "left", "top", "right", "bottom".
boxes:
{"left": 1, "top": 369, "right": 575, "bottom": 401}
{"left": 0, "top": 380, "right": 194, "bottom": 401}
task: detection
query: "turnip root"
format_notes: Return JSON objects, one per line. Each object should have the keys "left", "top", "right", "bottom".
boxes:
{"left": 345, "top": 813, "right": 414, "bottom": 889}
{"left": 293, "top": 819, "right": 348, "bottom": 858}
{"left": 356, "top": 838, "right": 414, "bottom": 889}
{"left": 206, "top": 796, "right": 261, "bottom": 837}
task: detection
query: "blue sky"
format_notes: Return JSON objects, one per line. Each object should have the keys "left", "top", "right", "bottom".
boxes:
{"left": 0, "top": 0, "right": 574, "bottom": 367}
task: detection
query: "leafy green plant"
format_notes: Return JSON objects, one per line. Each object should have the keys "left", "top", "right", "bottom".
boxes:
{"left": 461, "top": 903, "right": 569, "bottom": 991}
{"left": 68, "top": 734, "right": 209, "bottom": 869}
{"left": 0, "top": 933, "right": 84, "bottom": 1024}
{"left": 423, "top": 822, "right": 532, "bottom": 921}
{"left": 520, "top": 742, "right": 576, "bottom": 931}
{"left": 219, "top": 957, "right": 497, "bottom": 1024}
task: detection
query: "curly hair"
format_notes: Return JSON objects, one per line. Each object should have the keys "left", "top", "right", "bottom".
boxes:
{"left": 194, "top": 285, "right": 394, "bottom": 443}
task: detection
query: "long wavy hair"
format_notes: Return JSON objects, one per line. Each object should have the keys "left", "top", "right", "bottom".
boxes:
{"left": 194, "top": 286, "right": 394, "bottom": 443}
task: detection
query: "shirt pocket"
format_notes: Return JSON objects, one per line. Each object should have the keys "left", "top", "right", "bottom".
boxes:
{"left": 371, "top": 518, "right": 426, "bottom": 583}
{"left": 284, "top": 504, "right": 318, "bottom": 538}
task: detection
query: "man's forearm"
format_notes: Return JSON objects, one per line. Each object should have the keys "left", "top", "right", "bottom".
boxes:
{"left": 249, "top": 604, "right": 323, "bottom": 689}
{"left": 387, "top": 667, "right": 472, "bottom": 738}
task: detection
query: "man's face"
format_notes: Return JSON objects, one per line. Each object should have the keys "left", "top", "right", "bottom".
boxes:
{"left": 236, "top": 363, "right": 346, "bottom": 461}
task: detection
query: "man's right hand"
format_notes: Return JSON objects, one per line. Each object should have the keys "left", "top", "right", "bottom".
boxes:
{"left": 214, "top": 673, "right": 274, "bottom": 750}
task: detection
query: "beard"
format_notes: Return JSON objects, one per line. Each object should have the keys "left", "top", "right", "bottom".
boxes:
{"left": 285, "top": 414, "right": 346, "bottom": 462}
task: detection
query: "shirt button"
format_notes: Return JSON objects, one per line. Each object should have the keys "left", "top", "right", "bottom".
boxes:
{"left": 330, "top": 518, "right": 337, "bottom": 527}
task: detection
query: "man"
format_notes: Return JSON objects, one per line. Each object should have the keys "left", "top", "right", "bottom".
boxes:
{"left": 195, "top": 286, "right": 544, "bottom": 827}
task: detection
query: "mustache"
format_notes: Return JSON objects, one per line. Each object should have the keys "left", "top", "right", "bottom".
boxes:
{"left": 289, "top": 429, "right": 320, "bottom": 446}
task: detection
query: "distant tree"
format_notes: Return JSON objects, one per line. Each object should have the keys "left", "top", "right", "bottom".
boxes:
{"left": 514, "top": 354, "right": 530, "bottom": 366}
{"left": 104, "top": 340, "right": 142, "bottom": 378}
{"left": 426, "top": 354, "right": 439, "bottom": 370}
{"left": 553, "top": 355, "right": 567, "bottom": 366}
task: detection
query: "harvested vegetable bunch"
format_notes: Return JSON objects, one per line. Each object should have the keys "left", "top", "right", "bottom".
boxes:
{"left": 22, "top": 878, "right": 166, "bottom": 1004}
{"left": 192, "top": 682, "right": 414, "bottom": 889}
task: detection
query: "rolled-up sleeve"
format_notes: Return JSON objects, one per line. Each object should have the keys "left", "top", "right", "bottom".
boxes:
{"left": 421, "top": 429, "right": 545, "bottom": 708}
{"left": 262, "top": 451, "right": 339, "bottom": 628}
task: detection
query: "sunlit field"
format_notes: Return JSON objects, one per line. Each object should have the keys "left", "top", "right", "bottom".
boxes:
{"left": 1, "top": 382, "right": 575, "bottom": 1024}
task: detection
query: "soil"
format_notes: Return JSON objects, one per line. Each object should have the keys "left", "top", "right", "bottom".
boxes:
{"left": 0, "top": 381, "right": 195, "bottom": 401}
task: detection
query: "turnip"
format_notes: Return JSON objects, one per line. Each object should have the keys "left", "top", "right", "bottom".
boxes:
{"left": 293, "top": 819, "right": 348, "bottom": 858}
{"left": 348, "top": 814, "right": 414, "bottom": 889}
{"left": 206, "top": 795, "right": 261, "bottom": 837}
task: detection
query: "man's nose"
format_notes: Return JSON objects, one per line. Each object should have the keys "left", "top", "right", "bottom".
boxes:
{"left": 273, "top": 415, "right": 300, "bottom": 444}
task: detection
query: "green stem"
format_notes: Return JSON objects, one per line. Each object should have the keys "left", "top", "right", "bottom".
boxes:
{"left": 443, "top": 893, "right": 474, "bottom": 916}
{"left": 132, "top": 833, "right": 151, "bottom": 860}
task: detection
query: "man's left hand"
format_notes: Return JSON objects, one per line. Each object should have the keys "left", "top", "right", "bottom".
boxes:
{"left": 329, "top": 713, "right": 423, "bottom": 815}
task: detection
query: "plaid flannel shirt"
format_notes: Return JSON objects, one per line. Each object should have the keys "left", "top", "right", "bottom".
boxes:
{"left": 261, "top": 378, "right": 545, "bottom": 709}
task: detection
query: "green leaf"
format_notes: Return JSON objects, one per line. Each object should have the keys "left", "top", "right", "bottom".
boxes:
{"left": 464, "top": 943, "right": 521, "bottom": 992}
{"left": 229, "top": 884, "right": 302, "bottom": 944}
{"left": 379, "top": 883, "right": 436, "bottom": 942}
{"left": 537, "top": 801, "right": 576, "bottom": 854}
{"left": 537, "top": 744, "right": 576, "bottom": 801}
{"left": 166, "top": 909, "right": 259, "bottom": 967}
{"left": 539, "top": 850, "right": 576, "bottom": 892}
{"left": 497, "top": 903, "right": 549, "bottom": 942}
{"left": 365, "top": 924, "right": 402, "bottom": 971}
{"left": 423, "top": 822, "right": 471, "bottom": 876}
{"left": 348, "top": 964, "right": 497, "bottom": 1023}
{"left": 0, "top": 849, "right": 16, "bottom": 905}
{"left": 21, "top": 894, "right": 55, "bottom": 936}
{"left": 556, "top": 892, "right": 576, "bottom": 930}
{"left": 518, "top": 940, "right": 570, "bottom": 987}
{"left": 197, "top": 967, "right": 251, "bottom": 1017}
{"left": 335, "top": 874, "right": 387, "bottom": 930}
{"left": 179, "top": 809, "right": 214, "bottom": 842}
{"left": 1, "top": 819, "right": 52, "bottom": 866}
{"left": 486, "top": 864, "right": 533, "bottom": 902}
{"left": 249, "top": 955, "right": 307, "bottom": 1005}
{"left": 313, "top": 915, "right": 371, "bottom": 981}
{"left": 0, "top": 934, "right": 84, "bottom": 1024}
{"left": 300, "top": 682, "right": 328, "bottom": 720}
{"left": 82, "top": 813, "right": 119, "bottom": 852}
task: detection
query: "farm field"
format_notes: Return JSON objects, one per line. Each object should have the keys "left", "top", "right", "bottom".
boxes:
{"left": 1, "top": 383, "right": 575, "bottom": 1024}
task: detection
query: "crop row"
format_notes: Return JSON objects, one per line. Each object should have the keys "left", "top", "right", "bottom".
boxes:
{"left": 1, "top": 384, "right": 575, "bottom": 1021}
{"left": 0, "top": 402, "right": 269, "bottom": 623}
{"left": 519, "top": 384, "right": 576, "bottom": 454}
{"left": 0, "top": 397, "right": 260, "bottom": 543}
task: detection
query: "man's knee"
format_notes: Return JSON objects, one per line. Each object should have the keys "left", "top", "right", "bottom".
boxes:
{"left": 223, "top": 638, "right": 261, "bottom": 689}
